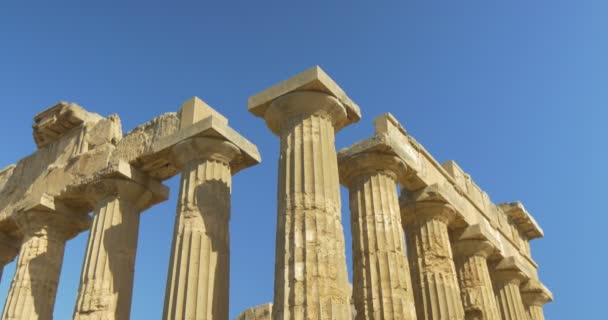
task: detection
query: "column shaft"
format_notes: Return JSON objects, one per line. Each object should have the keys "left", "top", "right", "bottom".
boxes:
{"left": 274, "top": 113, "right": 351, "bottom": 319}
{"left": 405, "top": 213, "right": 464, "bottom": 320}
{"left": 492, "top": 274, "right": 528, "bottom": 320}
{"left": 73, "top": 185, "right": 143, "bottom": 319}
{"left": 2, "top": 215, "right": 68, "bottom": 320}
{"left": 527, "top": 305, "right": 544, "bottom": 320}
{"left": 349, "top": 172, "right": 417, "bottom": 319}
{"left": 452, "top": 241, "right": 500, "bottom": 320}
{"left": 163, "top": 159, "right": 232, "bottom": 320}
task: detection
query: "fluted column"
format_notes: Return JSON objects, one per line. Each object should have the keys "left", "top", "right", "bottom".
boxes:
{"left": 163, "top": 137, "right": 240, "bottom": 320}
{"left": 263, "top": 91, "right": 354, "bottom": 319}
{"left": 452, "top": 240, "right": 500, "bottom": 320}
{"left": 2, "top": 210, "right": 88, "bottom": 320}
{"left": 491, "top": 269, "right": 528, "bottom": 320}
{"left": 521, "top": 279, "right": 552, "bottom": 320}
{"left": 73, "top": 179, "right": 159, "bottom": 320}
{"left": 340, "top": 153, "right": 417, "bottom": 320}
{"left": 402, "top": 201, "right": 465, "bottom": 320}
{"left": 0, "top": 233, "right": 19, "bottom": 283}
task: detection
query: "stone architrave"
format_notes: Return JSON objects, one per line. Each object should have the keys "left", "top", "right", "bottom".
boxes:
{"left": 0, "top": 233, "right": 19, "bottom": 283}
{"left": 249, "top": 66, "right": 361, "bottom": 319}
{"left": 163, "top": 98, "right": 260, "bottom": 320}
{"left": 235, "top": 303, "right": 273, "bottom": 320}
{"left": 337, "top": 113, "right": 418, "bottom": 320}
{"left": 73, "top": 163, "right": 169, "bottom": 320}
{"left": 451, "top": 225, "right": 501, "bottom": 320}
{"left": 490, "top": 257, "right": 529, "bottom": 320}
{"left": 520, "top": 279, "right": 552, "bottom": 320}
{"left": 2, "top": 196, "right": 90, "bottom": 320}
{"left": 401, "top": 189, "right": 465, "bottom": 320}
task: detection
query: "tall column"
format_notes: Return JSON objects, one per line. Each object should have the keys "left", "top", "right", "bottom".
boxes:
{"left": 491, "top": 266, "right": 528, "bottom": 320}
{"left": 2, "top": 210, "right": 88, "bottom": 320}
{"left": 521, "top": 279, "right": 552, "bottom": 320}
{"left": 250, "top": 69, "right": 361, "bottom": 320}
{"left": 340, "top": 153, "right": 417, "bottom": 320}
{"left": 74, "top": 178, "right": 163, "bottom": 320}
{"left": 401, "top": 200, "right": 465, "bottom": 320}
{"left": 163, "top": 137, "right": 240, "bottom": 320}
{"left": 0, "top": 233, "right": 19, "bottom": 283}
{"left": 452, "top": 239, "right": 500, "bottom": 320}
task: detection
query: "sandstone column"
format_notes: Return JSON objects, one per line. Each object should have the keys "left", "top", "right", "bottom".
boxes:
{"left": 162, "top": 138, "right": 239, "bottom": 320}
{"left": 2, "top": 209, "right": 89, "bottom": 320}
{"left": 339, "top": 152, "right": 417, "bottom": 318}
{"left": 73, "top": 176, "right": 167, "bottom": 320}
{"left": 249, "top": 66, "right": 361, "bottom": 319}
{"left": 0, "top": 233, "right": 19, "bottom": 283}
{"left": 520, "top": 279, "right": 552, "bottom": 320}
{"left": 452, "top": 239, "right": 500, "bottom": 320}
{"left": 401, "top": 194, "right": 465, "bottom": 320}
{"left": 490, "top": 259, "right": 529, "bottom": 320}
{"left": 160, "top": 97, "right": 260, "bottom": 320}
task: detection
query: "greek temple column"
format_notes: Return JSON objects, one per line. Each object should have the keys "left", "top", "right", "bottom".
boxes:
{"left": 2, "top": 201, "right": 90, "bottom": 320}
{"left": 521, "top": 279, "right": 552, "bottom": 320}
{"left": 73, "top": 165, "right": 168, "bottom": 320}
{"left": 338, "top": 113, "right": 418, "bottom": 320}
{"left": 0, "top": 233, "right": 19, "bottom": 283}
{"left": 163, "top": 97, "right": 260, "bottom": 320}
{"left": 451, "top": 225, "right": 501, "bottom": 320}
{"left": 401, "top": 190, "right": 465, "bottom": 320}
{"left": 249, "top": 66, "right": 361, "bottom": 319}
{"left": 490, "top": 258, "right": 529, "bottom": 320}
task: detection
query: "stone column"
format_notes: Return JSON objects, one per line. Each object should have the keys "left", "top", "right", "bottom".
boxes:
{"left": 250, "top": 69, "right": 361, "bottom": 319}
{"left": 452, "top": 239, "right": 500, "bottom": 320}
{"left": 163, "top": 137, "right": 240, "bottom": 320}
{"left": 491, "top": 266, "right": 528, "bottom": 320}
{"left": 401, "top": 200, "right": 465, "bottom": 320}
{"left": 73, "top": 178, "right": 163, "bottom": 320}
{"left": 0, "top": 233, "right": 19, "bottom": 283}
{"left": 2, "top": 210, "right": 88, "bottom": 320}
{"left": 340, "top": 153, "right": 417, "bottom": 320}
{"left": 520, "top": 279, "right": 552, "bottom": 320}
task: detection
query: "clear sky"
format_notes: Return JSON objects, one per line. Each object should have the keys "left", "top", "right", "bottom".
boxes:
{"left": 0, "top": 1, "right": 605, "bottom": 319}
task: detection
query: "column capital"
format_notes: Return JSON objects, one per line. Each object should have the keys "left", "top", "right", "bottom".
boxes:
{"left": 400, "top": 184, "right": 462, "bottom": 226}
{"left": 171, "top": 137, "right": 241, "bottom": 169}
{"left": 491, "top": 257, "right": 530, "bottom": 286}
{"left": 338, "top": 152, "right": 407, "bottom": 188}
{"left": 452, "top": 239, "right": 495, "bottom": 259}
{"left": 84, "top": 178, "right": 166, "bottom": 212}
{"left": 521, "top": 279, "right": 553, "bottom": 306}
{"left": 248, "top": 66, "right": 361, "bottom": 136}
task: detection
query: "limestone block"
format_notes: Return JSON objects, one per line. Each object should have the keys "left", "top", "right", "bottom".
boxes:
{"left": 235, "top": 303, "right": 273, "bottom": 320}
{"left": 33, "top": 102, "right": 103, "bottom": 148}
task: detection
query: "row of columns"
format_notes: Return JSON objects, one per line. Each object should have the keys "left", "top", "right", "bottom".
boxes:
{"left": 248, "top": 66, "right": 551, "bottom": 320}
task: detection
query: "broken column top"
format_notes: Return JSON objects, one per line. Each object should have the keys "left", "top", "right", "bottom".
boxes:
{"left": 33, "top": 101, "right": 103, "bottom": 148}
{"left": 248, "top": 66, "right": 361, "bottom": 126}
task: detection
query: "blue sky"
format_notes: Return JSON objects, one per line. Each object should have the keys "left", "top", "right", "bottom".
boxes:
{"left": 0, "top": 1, "right": 605, "bottom": 319}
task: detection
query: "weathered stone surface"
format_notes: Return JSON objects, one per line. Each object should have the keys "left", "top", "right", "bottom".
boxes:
{"left": 163, "top": 98, "right": 260, "bottom": 320}
{"left": 338, "top": 114, "right": 417, "bottom": 320}
{"left": 401, "top": 194, "right": 465, "bottom": 320}
{"left": 235, "top": 303, "right": 273, "bottom": 320}
{"left": 72, "top": 164, "right": 168, "bottom": 320}
{"left": 249, "top": 67, "right": 355, "bottom": 320}
{"left": 451, "top": 226, "right": 501, "bottom": 320}
{"left": 490, "top": 258, "right": 529, "bottom": 320}
{"left": 521, "top": 278, "right": 552, "bottom": 320}
{"left": 2, "top": 200, "right": 90, "bottom": 320}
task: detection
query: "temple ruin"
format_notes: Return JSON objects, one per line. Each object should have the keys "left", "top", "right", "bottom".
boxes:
{"left": 0, "top": 66, "right": 551, "bottom": 320}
